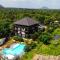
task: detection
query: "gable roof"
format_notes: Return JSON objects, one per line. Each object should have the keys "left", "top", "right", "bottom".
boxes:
{"left": 14, "top": 17, "right": 39, "bottom": 26}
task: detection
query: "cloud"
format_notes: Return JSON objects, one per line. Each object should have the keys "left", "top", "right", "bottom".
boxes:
{"left": 0, "top": 0, "right": 46, "bottom": 3}
{"left": 0, "top": 0, "right": 60, "bottom": 9}
{"left": 0, "top": 0, "right": 18, "bottom": 2}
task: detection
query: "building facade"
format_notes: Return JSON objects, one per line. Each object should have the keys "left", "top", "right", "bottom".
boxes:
{"left": 14, "top": 17, "right": 39, "bottom": 38}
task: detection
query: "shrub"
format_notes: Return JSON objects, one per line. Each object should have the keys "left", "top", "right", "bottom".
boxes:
{"left": 38, "top": 32, "right": 52, "bottom": 44}
{"left": 47, "top": 27, "right": 54, "bottom": 33}
{"left": 13, "top": 36, "right": 23, "bottom": 42}
{"left": 25, "top": 41, "right": 37, "bottom": 52}
{"left": 24, "top": 39, "right": 33, "bottom": 45}
{"left": 32, "top": 32, "right": 39, "bottom": 40}
{"left": 52, "top": 28, "right": 60, "bottom": 36}
{"left": 50, "top": 39, "right": 60, "bottom": 46}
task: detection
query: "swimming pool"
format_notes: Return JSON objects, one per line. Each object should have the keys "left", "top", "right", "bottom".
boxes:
{"left": 2, "top": 43, "right": 26, "bottom": 59}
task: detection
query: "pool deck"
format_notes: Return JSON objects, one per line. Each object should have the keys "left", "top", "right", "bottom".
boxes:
{"left": 0, "top": 39, "right": 16, "bottom": 50}
{"left": 1, "top": 43, "right": 25, "bottom": 60}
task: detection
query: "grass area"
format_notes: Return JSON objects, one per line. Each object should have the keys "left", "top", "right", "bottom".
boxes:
{"left": 52, "top": 28, "right": 60, "bottom": 35}
{"left": 21, "top": 39, "right": 60, "bottom": 60}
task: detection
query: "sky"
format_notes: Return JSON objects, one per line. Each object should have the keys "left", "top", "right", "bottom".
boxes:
{"left": 0, "top": 0, "right": 60, "bottom": 9}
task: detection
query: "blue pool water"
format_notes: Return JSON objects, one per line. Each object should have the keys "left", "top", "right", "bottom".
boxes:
{"left": 2, "top": 43, "right": 25, "bottom": 56}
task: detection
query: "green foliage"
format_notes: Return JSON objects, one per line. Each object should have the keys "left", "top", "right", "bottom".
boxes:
{"left": 0, "top": 19, "right": 11, "bottom": 38}
{"left": 13, "top": 36, "right": 23, "bottom": 42}
{"left": 52, "top": 28, "right": 60, "bottom": 36}
{"left": 0, "top": 8, "right": 60, "bottom": 60}
{"left": 50, "top": 39, "right": 60, "bottom": 46}
{"left": 38, "top": 32, "right": 52, "bottom": 44}
{"left": 0, "top": 8, "right": 60, "bottom": 38}
{"left": 21, "top": 40, "right": 60, "bottom": 60}
{"left": 47, "top": 27, "right": 54, "bottom": 33}
{"left": 32, "top": 32, "right": 39, "bottom": 40}
{"left": 25, "top": 41, "right": 37, "bottom": 52}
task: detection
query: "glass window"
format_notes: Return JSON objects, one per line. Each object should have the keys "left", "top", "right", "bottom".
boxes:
{"left": 22, "top": 28, "right": 25, "bottom": 31}
{"left": 18, "top": 33, "right": 21, "bottom": 36}
{"left": 22, "top": 34, "right": 25, "bottom": 38}
{"left": 15, "top": 27, "right": 17, "bottom": 30}
{"left": 18, "top": 30, "right": 20, "bottom": 33}
{"left": 18, "top": 28, "right": 20, "bottom": 30}
{"left": 21, "top": 31, "right": 25, "bottom": 34}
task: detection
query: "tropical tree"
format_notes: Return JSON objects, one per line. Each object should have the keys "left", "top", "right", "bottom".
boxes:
{"left": 38, "top": 32, "right": 52, "bottom": 44}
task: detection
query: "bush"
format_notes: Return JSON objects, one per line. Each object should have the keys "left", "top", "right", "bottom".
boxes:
{"left": 13, "top": 35, "right": 23, "bottom": 42}
{"left": 50, "top": 39, "right": 60, "bottom": 46}
{"left": 32, "top": 32, "right": 39, "bottom": 40}
{"left": 38, "top": 32, "right": 52, "bottom": 44}
{"left": 25, "top": 41, "right": 37, "bottom": 52}
{"left": 52, "top": 28, "right": 60, "bottom": 36}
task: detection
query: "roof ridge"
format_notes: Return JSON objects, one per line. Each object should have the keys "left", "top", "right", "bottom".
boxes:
{"left": 14, "top": 17, "right": 39, "bottom": 26}
{"left": 27, "top": 17, "right": 30, "bottom": 26}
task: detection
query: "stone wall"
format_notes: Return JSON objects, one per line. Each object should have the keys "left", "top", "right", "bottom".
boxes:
{"left": 32, "top": 55, "right": 60, "bottom": 60}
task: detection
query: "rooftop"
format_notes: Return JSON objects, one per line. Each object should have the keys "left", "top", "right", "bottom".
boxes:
{"left": 14, "top": 17, "right": 39, "bottom": 26}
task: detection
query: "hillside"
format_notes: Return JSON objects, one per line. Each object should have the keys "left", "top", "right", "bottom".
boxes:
{"left": 0, "top": 5, "right": 4, "bottom": 8}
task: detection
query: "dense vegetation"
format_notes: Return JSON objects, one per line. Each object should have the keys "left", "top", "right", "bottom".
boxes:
{"left": 0, "top": 8, "right": 60, "bottom": 60}
{"left": 0, "top": 8, "right": 60, "bottom": 37}
{"left": 21, "top": 40, "right": 60, "bottom": 60}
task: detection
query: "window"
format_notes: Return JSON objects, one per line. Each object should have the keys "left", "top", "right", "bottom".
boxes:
{"left": 21, "top": 31, "right": 25, "bottom": 34}
{"left": 18, "top": 28, "right": 20, "bottom": 30}
{"left": 18, "top": 33, "right": 21, "bottom": 36}
{"left": 22, "top": 28, "right": 25, "bottom": 31}
{"left": 22, "top": 34, "right": 25, "bottom": 38}
{"left": 15, "top": 27, "right": 17, "bottom": 30}
{"left": 18, "top": 30, "right": 20, "bottom": 34}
